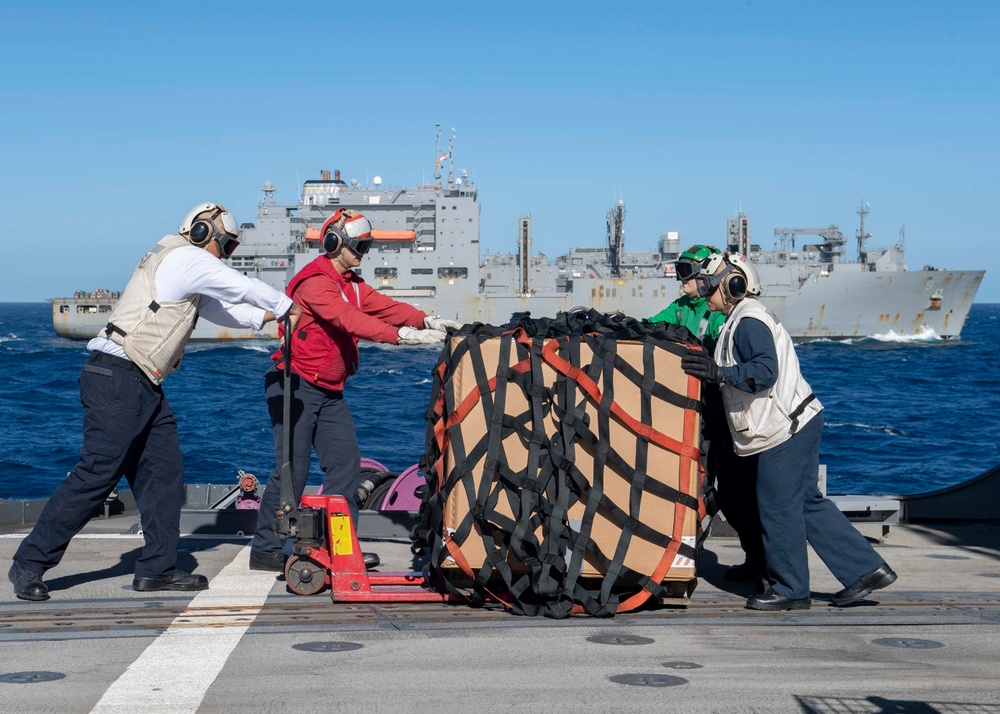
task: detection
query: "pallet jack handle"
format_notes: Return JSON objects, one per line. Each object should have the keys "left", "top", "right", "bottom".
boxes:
{"left": 274, "top": 314, "right": 299, "bottom": 537}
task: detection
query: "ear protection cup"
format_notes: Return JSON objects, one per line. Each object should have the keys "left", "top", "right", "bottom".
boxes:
{"left": 322, "top": 209, "right": 346, "bottom": 253}
{"left": 723, "top": 273, "right": 748, "bottom": 301}
{"left": 188, "top": 219, "right": 214, "bottom": 247}
{"left": 323, "top": 225, "right": 348, "bottom": 253}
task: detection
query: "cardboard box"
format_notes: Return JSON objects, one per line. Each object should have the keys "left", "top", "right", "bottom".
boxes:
{"left": 436, "top": 333, "right": 702, "bottom": 594}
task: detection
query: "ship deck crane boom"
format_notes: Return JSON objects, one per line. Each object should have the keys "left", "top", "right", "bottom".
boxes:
{"left": 772, "top": 225, "right": 847, "bottom": 265}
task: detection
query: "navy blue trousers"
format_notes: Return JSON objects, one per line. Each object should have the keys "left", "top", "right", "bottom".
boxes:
{"left": 251, "top": 365, "right": 361, "bottom": 556}
{"left": 712, "top": 430, "right": 766, "bottom": 570}
{"left": 756, "top": 412, "right": 884, "bottom": 599}
{"left": 15, "top": 354, "right": 185, "bottom": 579}
{"left": 705, "top": 387, "right": 766, "bottom": 569}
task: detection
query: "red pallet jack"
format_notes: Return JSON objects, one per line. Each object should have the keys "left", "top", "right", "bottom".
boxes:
{"left": 270, "top": 317, "right": 460, "bottom": 603}
{"left": 280, "top": 493, "right": 459, "bottom": 602}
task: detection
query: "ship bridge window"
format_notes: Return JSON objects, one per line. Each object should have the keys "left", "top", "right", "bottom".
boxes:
{"left": 411, "top": 267, "right": 433, "bottom": 275}
{"left": 374, "top": 267, "right": 398, "bottom": 279}
{"left": 59, "top": 304, "right": 69, "bottom": 313}
{"left": 438, "top": 267, "right": 468, "bottom": 279}
{"left": 99, "top": 305, "right": 112, "bottom": 313}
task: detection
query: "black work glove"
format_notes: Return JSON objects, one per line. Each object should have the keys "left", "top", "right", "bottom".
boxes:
{"left": 681, "top": 350, "right": 725, "bottom": 384}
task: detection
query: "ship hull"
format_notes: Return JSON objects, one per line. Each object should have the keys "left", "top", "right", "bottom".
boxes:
{"left": 757, "top": 266, "right": 983, "bottom": 339}
{"left": 53, "top": 264, "right": 983, "bottom": 342}
{"left": 51, "top": 297, "right": 277, "bottom": 340}
{"left": 440, "top": 271, "right": 984, "bottom": 340}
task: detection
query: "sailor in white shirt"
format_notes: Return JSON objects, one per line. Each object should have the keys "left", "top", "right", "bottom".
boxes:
{"left": 9, "top": 203, "right": 300, "bottom": 602}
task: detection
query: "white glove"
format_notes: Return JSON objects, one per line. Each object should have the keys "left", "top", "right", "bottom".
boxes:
{"left": 424, "top": 315, "right": 462, "bottom": 332}
{"left": 398, "top": 326, "right": 447, "bottom": 345}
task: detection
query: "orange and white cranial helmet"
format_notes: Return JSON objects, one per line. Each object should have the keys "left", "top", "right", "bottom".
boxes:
{"left": 321, "top": 209, "right": 374, "bottom": 256}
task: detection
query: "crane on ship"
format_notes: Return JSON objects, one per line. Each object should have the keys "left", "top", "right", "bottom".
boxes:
{"left": 772, "top": 224, "right": 847, "bottom": 266}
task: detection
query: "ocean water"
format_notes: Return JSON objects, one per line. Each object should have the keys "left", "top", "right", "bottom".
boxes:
{"left": 1, "top": 302, "right": 997, "bottom": 502}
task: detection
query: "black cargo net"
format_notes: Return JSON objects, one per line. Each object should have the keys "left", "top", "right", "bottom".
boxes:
{"left": 413, "top": 310, "right": 705, "bottom": 618}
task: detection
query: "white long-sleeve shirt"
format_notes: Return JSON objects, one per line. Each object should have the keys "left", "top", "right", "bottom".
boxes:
{"left": 88, "top": 242, "right": 292, "bottom": 358}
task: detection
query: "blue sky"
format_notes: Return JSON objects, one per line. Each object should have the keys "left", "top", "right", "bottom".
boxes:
{"left": 1, "top": 1, "right": 997, "bottom": 302}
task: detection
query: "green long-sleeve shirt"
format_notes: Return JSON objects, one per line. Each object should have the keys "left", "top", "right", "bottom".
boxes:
{"left": 649, "top": 294, "right": 726, "bottom": 353}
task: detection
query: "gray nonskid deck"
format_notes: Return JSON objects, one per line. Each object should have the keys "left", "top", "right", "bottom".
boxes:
{"left": 1, "top": 516, "right": 999, "bottom": 713}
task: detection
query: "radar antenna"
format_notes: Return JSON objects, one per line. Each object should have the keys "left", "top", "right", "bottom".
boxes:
{"left": 260, "top": 181, "right": 277, "bottom": 207}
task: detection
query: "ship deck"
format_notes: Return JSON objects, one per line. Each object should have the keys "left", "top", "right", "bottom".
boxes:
{"left": 2, "top": 513, "right": 999, "bottom": 713}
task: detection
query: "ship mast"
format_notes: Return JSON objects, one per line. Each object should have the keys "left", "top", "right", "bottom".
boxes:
{"left": 857, "top": 200, "right": 872, "bottom": 271}
{"left": 434, "top": 124, "right": 442, "bottom": 187}
{"left": 448, "top": 128, "right": 456, "bottom": 189}
{"left": 607, "top": 200, "right": 626, "bottom": 278}
{"left": 518, "top": 214, "right": 531, "bottom": 295}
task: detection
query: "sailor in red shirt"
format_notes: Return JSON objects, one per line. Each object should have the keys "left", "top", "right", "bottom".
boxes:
{"left": 249, "top": 209, "right": 460, "bottom": 572}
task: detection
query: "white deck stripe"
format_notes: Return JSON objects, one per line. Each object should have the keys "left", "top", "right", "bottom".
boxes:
{"left": 89, "top": 545, "right": 275, "bottom": 714}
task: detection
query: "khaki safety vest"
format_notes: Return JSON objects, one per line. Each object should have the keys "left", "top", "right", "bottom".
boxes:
{"left": 102, "top": 235, "right": 202, "bottom": 384}
{"left": 714, "top": 299, "right": 822, "bottom": 456}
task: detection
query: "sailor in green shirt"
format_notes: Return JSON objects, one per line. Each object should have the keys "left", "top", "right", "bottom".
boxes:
{"left": 649, "top": 245, "right": 727, "bottom": 353}
{"left": 651, "top": 244, "right": 766, "bottom": 582}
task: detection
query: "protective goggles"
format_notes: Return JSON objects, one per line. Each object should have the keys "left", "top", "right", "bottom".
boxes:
{"left": 345, "top": 237, "right": 373, "bottom": 257}
{"left": 694, "top": 265, "right": 734, "bottom": 298}
{"left": 674, "top": 259, "right": 701, "bottom": 281}
{"left": 205, "top": 221, "right": 240, "bottom": 258}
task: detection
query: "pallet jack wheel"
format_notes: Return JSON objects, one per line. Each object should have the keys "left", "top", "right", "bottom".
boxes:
{"left": 285, "top": 555, "right": 326, "bottom": 596}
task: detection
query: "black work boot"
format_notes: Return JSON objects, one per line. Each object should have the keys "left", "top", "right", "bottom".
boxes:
{"left": 8, "top": 561, "right": 50, "bottom": 602}
{"left": 132, "top": 570, "right": 209, "bottom": 592}
{"left": 249, "top": 550, "right": 287, "bottom": 572}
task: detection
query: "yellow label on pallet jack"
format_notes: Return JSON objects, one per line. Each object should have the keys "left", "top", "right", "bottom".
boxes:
{"left": 329, "top": 514, "right": 355, "bottom": 556}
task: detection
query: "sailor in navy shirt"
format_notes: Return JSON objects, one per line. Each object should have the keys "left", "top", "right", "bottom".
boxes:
{"left": 682, "top": 252, "right": 896, "bottom": 611}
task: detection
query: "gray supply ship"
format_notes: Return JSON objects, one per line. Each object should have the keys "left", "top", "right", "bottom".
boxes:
{"left": 52, "top": 131, "right": 983, "bottom": 341}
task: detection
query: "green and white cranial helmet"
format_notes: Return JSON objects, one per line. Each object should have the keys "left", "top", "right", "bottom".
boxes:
{"left": 675, "top": 244, "right": 721, "bottom": 281}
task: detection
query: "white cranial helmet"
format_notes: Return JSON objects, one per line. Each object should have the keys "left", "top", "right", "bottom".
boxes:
{"left": 178, "top": 202, "right": 240, "bottom": 257}
{"left": 695, "top": 252, "right": 761, "bottom": 303}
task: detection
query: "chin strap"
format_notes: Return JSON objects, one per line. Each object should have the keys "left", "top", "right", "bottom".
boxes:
{"left": 332, "top": 250, "right": 352, "bottom": 271}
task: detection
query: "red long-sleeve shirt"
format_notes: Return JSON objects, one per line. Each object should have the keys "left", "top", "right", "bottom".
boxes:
{"left": 273, "top": 256, "right": 427, "bottom": 391}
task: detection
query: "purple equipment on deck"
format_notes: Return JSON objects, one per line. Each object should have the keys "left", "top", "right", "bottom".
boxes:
{"left": 379, "top": 465, "right": 424, "bottom": 511}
